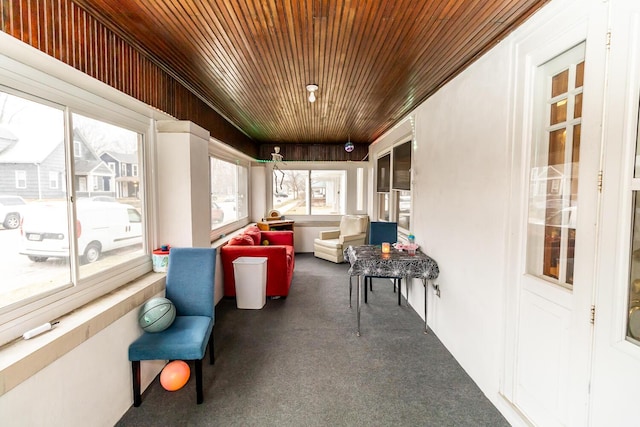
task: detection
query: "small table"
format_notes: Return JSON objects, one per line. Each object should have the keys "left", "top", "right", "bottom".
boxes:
{"left": 344, "top": 245, "right": 439, "bottom": 336}
{"left": 257, "top": 219, "right": 295, "bottom": 231}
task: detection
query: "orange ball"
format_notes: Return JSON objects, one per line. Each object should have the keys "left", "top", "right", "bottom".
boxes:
{"left": 160, "top": 360, "right": 190, "bottom": 391}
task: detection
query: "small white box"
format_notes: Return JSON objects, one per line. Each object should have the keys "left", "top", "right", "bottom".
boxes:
{"left": 232, "top": 257, "right": 268, "bottom": 309}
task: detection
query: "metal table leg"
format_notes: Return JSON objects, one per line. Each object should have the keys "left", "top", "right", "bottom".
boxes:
{"left": 423, "top": 278, "right": 429, "bottom": 334}
{"left": 356, "top": 275, "right": 362, "bottom": 336}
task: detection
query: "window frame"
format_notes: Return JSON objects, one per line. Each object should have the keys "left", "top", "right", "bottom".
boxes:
{"left": 266, "top": 161, "right": 367, "bottom": 220}
{"left": 525, "top": 43, "right": 584, "bottom": 289}
{"left": 375, "top": 140, "right": 413, "bottom": 231}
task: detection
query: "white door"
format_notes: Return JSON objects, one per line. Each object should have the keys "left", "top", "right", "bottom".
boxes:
{"left": 502, "top": 2, "right": 608, "bottom": 425}
{"left": 588, "top": 1, "right": 640, "bottom": 425}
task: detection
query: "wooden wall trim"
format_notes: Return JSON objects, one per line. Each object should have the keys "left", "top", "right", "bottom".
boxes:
{"left": 0, "top": 0, "right": 258, "bottom": 158}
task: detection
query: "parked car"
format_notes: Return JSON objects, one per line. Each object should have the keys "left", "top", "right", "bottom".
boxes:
{"left": 19, "top": 200, "right": 142, "bottom": 263}
{"left": 211, "top": 201, "right": 224, "bottom": 225}
{"left": 0, "top": 195, "right": 27, "bottom": 229}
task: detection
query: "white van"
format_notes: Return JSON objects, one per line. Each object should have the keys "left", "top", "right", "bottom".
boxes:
{"left": 20, "top": 200, "right": 142, "bottom": 263}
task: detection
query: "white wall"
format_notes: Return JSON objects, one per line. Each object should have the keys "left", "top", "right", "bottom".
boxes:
{"left": 369, "top": 36, "right": 512, "bottom": 409}
{"left": 416, "top": 41, "right": 511, "bottom": 393}
{"left": 0, "top": 305, "right": 165, "bottom": 427}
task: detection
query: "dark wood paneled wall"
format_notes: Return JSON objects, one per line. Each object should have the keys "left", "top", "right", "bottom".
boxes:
{"left": 0, "top": 0, "right": 258, "bottom": 158}
{"left": 259, "top": 143, "right": 369, "bottom": 162}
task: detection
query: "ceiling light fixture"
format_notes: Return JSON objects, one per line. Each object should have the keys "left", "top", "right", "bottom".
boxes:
{"left": 345, "top": 135, "right": 354, "bottom": 152}
{"left": 306, "top": 84, "right": 318, "bottom": 103}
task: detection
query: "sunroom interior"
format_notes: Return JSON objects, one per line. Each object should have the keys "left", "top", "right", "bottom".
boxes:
{"left": 2, "top": 0, "right": 640, "bottom": 426}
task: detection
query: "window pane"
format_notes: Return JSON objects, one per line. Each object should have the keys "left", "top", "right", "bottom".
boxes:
{"left": 274, "top": 170, "right": 308, "bottom": 215}
{"left": 377, "top": 153, "right": 390, "bottom": 192}
{"left": 210, "top": 157, "right": 248, "bottom": 227}
{"left": 310, "top": 170, "right": 346, "bottom": 214}
{"left": 629, "top": 193, "right": 640, "bottom": 343}
{"left": 392, "top": 141, "right": 412, "bottom": 190}
{"left": 72, "top": 113, "right": 144, "bottom": 279}
{"left": 356, "top": 167, "right": 364, "bottom": 211}
{"left": 574, "top": 93, "right": 583, "bottom": 119}
{"left": 378, "top": 193, "right": 389, "bottom": 221}
{"left": 526, "top": 45, "right": 583, "bottom": 288}
{"left": 628, "top": 98, "right": 640, "bottom": 344}
{"left": 551, "top": 69, "right": 569, "bottom": 97}
{"left": 0, "top": 91, "right": 70, "bottom": 310}
{"left": 237, "top": 164, "right": 248, "bottom": 219}
{"left": 575, "top": 61, "right": 585, "bottom": 88}
{"left": 272, "top": 169, "right": 346, "bottom": 215}
{"left": 550, "top": 98, "right": 567, "bottom": 125}
{"left": 396, "top": 190, "right": 411, "bottom": 230}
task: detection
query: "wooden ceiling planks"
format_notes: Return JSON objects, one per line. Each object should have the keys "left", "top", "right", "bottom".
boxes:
{"left": 68, "top": 0, "right": 548, "bottom": 146}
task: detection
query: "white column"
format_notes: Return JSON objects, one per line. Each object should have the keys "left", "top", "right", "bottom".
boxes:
{"left": 156, "top": 120, "right": 211, "bottom": 248}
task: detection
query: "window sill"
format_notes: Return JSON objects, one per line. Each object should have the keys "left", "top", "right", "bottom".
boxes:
{"left": 0, "top": 272, "right": 165, "bottom": 396}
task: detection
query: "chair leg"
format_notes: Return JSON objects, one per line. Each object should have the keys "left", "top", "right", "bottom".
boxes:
{"left": 195, "top": 359, "right": 203, "bottom": 404}
{"left": 349, "top": 276, "right": 352, "bottom": 308}
{"left": 397, "top": 278, "right": 402, "bottom": 306}
{"left": 132, "top": 361, "right": 141, "bottom": 407}
{"left": 209, "top": 329, "right": 215, "bottom": 365}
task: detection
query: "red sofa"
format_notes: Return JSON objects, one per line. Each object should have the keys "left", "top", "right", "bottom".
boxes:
{"left": 220, "top": 229, "right": 295, "bottom": 298}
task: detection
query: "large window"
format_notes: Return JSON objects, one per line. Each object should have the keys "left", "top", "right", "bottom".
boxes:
{"left": 210, "top": 156, "right": 248, "bottom": 230}
{"left": 0, "top": 89, "right": 148, "bottom": 317}
{"left": 376, "top": 153, "right": 391, "bottom": 221}
{"left": 376, "top": 141, "right": 412, "bottom": 229}
{"left": 273, "top": 169, "right": 346, "bottom": 215}
{"left": 526, "top": 43, "right": 584, "bottom": 288}
{"left": 393, "top": 141, "right": 412, "bottom": 231}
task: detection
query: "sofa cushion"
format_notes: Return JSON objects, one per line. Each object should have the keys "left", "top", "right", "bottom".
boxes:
{"left": 313, "top": 237, "right": 341, "bottom": 249}
{"left": 244, "top": 225, "right": 262, "bottom": 245}
{"left": 229, "top": 235, "right": 254, "bottom": 246}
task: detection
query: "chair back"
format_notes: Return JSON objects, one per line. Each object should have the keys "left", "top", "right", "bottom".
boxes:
{"left": 166, "top": 247, "right": 216, "bottom": 318}
{"left": 339, "top": 215, "right": 368, "bottom": 236}
{"left": 368, "top": 222, "right": 398, "bottom": 245}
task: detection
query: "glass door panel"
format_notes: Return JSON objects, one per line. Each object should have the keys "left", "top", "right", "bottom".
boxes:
{"left": 527, "top": 46, "right": 584, "bottom": 288}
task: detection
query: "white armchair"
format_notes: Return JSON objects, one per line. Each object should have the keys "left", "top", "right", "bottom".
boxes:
{"left": 313, "top": 215, "right": 368, "bottom": 263}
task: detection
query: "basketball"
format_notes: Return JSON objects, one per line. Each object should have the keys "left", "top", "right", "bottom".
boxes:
{"left": 160, "top": 360, "right": 190, "bottom": 391}
{"left": 138, "top": 297, "right": 176, "bottom": 333}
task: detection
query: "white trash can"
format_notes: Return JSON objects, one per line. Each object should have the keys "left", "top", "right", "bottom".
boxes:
{"left": 232, "top": 257, "right": 268, "bottom": 309}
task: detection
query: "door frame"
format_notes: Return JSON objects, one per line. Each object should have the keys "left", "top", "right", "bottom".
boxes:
{"left": 501, "top": 1, "right": 609, "bottom": 425}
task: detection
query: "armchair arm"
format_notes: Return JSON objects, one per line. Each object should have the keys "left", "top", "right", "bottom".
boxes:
{"left": 319, "top": 229, "right": 340, "bottom": 240}
{"left": 339, "top": 233, "right": 366, "bottom": 245}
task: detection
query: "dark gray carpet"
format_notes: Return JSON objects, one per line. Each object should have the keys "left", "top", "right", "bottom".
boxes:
{"left": 116, "top": 253, "right": 510, "bottom": 427}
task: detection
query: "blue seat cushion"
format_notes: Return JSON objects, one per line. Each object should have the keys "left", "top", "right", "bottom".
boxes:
{"left": 128, "top": 316, "right": 213, "bottom": 361}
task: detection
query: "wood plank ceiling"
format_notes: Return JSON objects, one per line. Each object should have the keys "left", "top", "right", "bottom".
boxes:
{"left": 72, "top": 0, "right": 549, "bottom": 146}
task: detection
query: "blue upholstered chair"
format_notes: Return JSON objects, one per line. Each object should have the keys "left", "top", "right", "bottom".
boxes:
{"left": 365, "top": 222, "right": 402, "bottom": 305}
{"left": 128, "top": 247, "right": 216, "bottom": 406}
